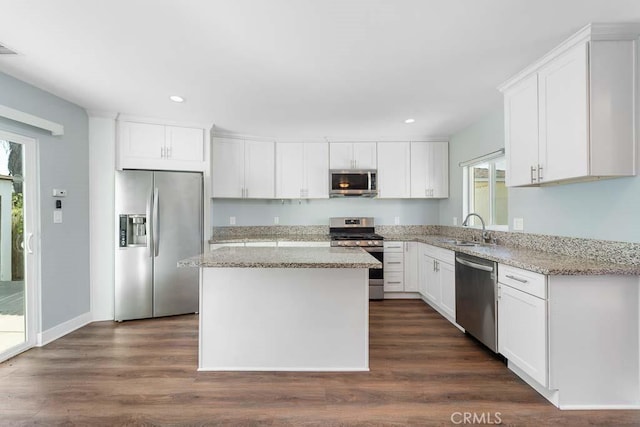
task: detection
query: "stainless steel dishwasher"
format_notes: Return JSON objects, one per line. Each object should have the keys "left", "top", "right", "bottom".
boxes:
{"left": 455, "top": 252, "right": 498, "bottom": 352}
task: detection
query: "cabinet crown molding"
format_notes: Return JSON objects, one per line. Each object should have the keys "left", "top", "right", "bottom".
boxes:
{"left": 498, "top": 22, "right": 640, "bottom": 93}
{"left": 118, "top": 114, "right": 211, "bottom": 130}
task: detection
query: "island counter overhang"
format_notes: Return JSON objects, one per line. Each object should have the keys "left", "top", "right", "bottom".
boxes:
{"left": 179, "top": 246, "right": 382, "bottom": 372}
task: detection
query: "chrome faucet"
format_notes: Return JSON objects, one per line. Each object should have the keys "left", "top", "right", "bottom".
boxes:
{"left": 462, "top": 213, "right": 489, "bottom": 243}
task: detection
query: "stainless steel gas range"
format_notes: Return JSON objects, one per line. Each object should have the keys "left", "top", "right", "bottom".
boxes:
{"left": 329, "top": 217, "right": 384, "bottom": 300}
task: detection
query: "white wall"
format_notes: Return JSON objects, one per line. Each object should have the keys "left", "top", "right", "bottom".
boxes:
{"left": 439, "top": 109, "right": 504, "bottom": 228}
{"left": 440, "top": 107, "right": 640, "bottom": 243}
{"left": 211, "top": 198, "right": 440, "bottom": 226}
{"left": 88, "top": 115, "right": 115, "bottom": 321}
{"left": 0, "top": 71, "right": 90, "bottom": 330}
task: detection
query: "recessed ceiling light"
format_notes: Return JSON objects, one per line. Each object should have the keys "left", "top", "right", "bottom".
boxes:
{"left": 404, "top": 118, "right": 415, "bottom": 124}
{"left": 169, "top": 95, "right": 185, "bottom": 103}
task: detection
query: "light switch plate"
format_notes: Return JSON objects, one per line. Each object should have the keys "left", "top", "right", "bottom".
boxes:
{"left": 53, "top": 210, "right": 63, "bottom": 223}
{"left": 229, "top": 216, "right": 236, "bottom": 225}
{"left": 513, "top": 217, "right": 524, "bottom": 231}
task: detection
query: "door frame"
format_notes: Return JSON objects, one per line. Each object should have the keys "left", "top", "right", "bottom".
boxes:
{"left": 0, "top": 129, "right": 41, "bottom": 362}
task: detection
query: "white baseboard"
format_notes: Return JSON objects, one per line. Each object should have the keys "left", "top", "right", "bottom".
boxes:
{"left": 198, "top": 366, "right": 370, "bottom": 372}
{"left": 37, "top": 311, "right": 92, "bottom": 346}
{"left": 383, "top": 292, "right": 422, "bottom": 299}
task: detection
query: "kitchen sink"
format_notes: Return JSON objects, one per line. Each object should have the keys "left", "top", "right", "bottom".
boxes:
{"left": 438, "top": 238, "right": 478, "bottom": 247}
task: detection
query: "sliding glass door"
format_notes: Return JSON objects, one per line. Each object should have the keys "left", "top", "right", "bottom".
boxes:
{"left": 0, "top": 130, "right": 38, "bottom": 362}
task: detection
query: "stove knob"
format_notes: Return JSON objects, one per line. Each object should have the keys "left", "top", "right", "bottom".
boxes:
{"left": 355, "top": 241, "right": 360, "bottom": 246}
{"left": 368, "top": 241, "right": 374, "bottom": 246}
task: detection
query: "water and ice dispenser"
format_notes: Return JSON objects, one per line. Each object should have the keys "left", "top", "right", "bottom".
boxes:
{"left": 119, "top": 214, "right": 148, "bottom": 247}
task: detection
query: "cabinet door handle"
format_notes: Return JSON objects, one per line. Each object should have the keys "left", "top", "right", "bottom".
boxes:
{"left": 387, "top": 261, "right": 402, "bottom": 264}
{"left": 167, "top": 146, "right": 172, "bottom": 158}
{"left": 387, "top": 281, "right": 402, "bottom": 284}
{"left": 435, "top": 261, "right": 439, "bottom": 272}
{"left": 506, "top": 274, "right": 528, "bottom": 283}
{"left": 530, "top": 166, "right": 537, "bottom": 183}
{"left": 537, "top": 165, "right": 543, "bottom": 181}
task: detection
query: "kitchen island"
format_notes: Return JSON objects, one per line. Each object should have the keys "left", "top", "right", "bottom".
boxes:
{"left": 179, "top": 246, "right": 381, "bottom": 371}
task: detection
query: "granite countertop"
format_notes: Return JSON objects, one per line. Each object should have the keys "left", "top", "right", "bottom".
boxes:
{"left": 179, "top": 246, "right": 382, "bottom": 269}
{"left": 209, "top": 234, "right": 331, "bottom": 244}
{"left": 381, "top": 234, "right": 640, "bottom": 276}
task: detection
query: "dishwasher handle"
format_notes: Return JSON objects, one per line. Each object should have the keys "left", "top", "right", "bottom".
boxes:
{"left": 455, "top": 256, "right": 494, "bottom": 272}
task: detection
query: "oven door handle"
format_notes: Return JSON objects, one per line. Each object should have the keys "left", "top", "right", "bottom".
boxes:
{"left": 455, "top": 256, "right": 494, "bottom": 272}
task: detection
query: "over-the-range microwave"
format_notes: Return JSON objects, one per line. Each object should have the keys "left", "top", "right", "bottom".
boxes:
{"left": 329, "top": 169, "right": 378, "bottom": 198}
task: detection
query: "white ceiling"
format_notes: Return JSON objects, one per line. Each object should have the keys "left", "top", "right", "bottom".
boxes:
{"left": 1, "top": 0, "right": 640, "bottom": 140}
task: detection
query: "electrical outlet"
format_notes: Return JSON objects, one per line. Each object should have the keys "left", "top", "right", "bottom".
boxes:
{"left": 229, "top": 216, "right": 236, "bottom": 225}
{"left": 53, "top": 210, "right": 63, "bottom": 223}
{"left": 513, "top": 217, "right": 524, "bottom": 231}
{"left": 453, "top": 217, "right": 458, "bottom": 226}
{"left": 274, "top": 216, "right": 279, "bottom": 225}
{"left": 394, "top": 216, "right": 400, "bottom": 225}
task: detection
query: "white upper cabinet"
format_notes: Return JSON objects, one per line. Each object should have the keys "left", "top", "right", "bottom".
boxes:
{"left": 329, "top": 142, "right": 376, "bottom": 169}
{"left": 499, "top": 24, "right": 638, "bottom": 186}
{"left": 276, "top": 143, "right": 305, "bottom": 198}
{"left": 410, "top": 142, "right": 449, "bottom": 198}
{"left": 377, "top": 142, "right": 410, "bottom": 198}
{"left": 211, "top": 137, "right": 275, "bottom": 199}
{"left": 118, "top": 120, "right": 205, "bottom": 171}
{"left": 166, "top": 126, "right": 205, "bottom": 163}
{"left": 276, "top": 142, "right": 329, "bottom": 199}
{"left": 504, "top": 74, "right": 540, "bottom": 187}
{"left": 244, "top": 140, "right": 276, "bottom": 199}
{"left": 211, "top": 138, "right": 244, "bottom": 198}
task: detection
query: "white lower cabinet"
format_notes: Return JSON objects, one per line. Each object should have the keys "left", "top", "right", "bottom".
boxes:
{"left": 497, "top": 264, "right": 548, "bottom": 387}
{"left": 419, "top": 243, "right": 456, "bottom": 322}
{"left": 498, "top": 281, "right": 548, "bottom": 387}
{"left": 438, "top": 261, "right": 455, "bottom": 319}
{"left": 403, "top": 242, "right": 419, "bottom": 292}
{"left": 383, "top": 242, "right": 404, "bottom": 292}
{"left": 383, "top": 241, "right": 422, "bottom": 294}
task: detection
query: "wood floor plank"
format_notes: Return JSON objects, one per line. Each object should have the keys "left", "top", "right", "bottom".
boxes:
{"left": 1, "top": 300, "right": 639, "bottom": 425}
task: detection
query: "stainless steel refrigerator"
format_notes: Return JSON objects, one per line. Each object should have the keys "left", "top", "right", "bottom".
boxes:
{"left": 115, "top": 170, "right": 203, "bottom": 321}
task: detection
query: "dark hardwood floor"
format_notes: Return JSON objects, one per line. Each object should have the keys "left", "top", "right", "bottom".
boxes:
{"left": 1, "top": 300, "right": 639, "bottom": 426}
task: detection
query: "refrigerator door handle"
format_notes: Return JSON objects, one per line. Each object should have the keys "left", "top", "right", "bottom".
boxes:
{"left": 147, "top": 189, "right": 153, "bottom": 257}
{"left": 153, "top": 187, "right": 159, "bottom": 257}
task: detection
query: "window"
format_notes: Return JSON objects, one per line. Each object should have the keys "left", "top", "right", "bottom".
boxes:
{"left": 462, "top": 151, "right": 507, "bottom": 230}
